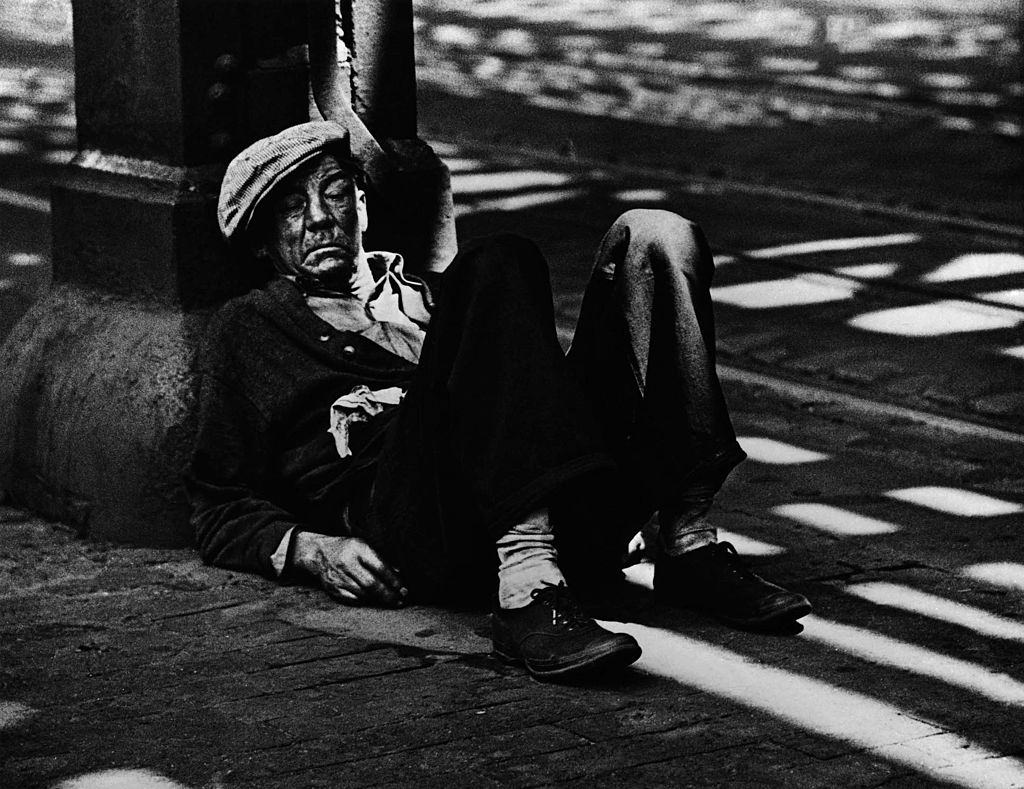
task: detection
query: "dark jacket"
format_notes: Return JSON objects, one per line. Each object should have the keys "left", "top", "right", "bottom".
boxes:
{"left": 184, "top": 278, "right": 417, "bottom": 578}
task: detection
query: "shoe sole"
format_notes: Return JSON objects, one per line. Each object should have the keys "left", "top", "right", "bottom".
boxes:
{"left": 655, "top": 591, "right": 813, "bottom": 630}
{"left": 717, "top": 597, "right": 813, "bottom": 629}
{"left": 493, "top": 639, "right": 642, "bottom": 681}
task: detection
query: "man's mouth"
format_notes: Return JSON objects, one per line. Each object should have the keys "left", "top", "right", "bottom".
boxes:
{"left": 304, "top": 244, "right": 348, "bottom": 265}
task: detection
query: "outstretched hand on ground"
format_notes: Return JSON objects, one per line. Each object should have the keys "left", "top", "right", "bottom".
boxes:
{"left": 293, "top": 533, "right": 408, "bottom": 607}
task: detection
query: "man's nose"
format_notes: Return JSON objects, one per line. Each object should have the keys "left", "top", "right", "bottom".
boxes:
{"left": 305, "top": 194, "right": 333, "bottom": 228}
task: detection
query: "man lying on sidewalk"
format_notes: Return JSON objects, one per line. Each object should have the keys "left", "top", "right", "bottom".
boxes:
{"left": 185, "top": 121, "right": 811, "bottom": 681}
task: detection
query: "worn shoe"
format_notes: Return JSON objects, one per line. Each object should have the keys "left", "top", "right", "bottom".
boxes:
{"left": 654, "top": 542, "right": 811, "bottom": 628}
{"left": 491, "top": 583, "right": 642, "bottom": 680}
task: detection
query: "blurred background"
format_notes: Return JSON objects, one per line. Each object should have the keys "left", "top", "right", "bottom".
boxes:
{"left": 0, "top": 0, "right": 1020, "bottom": 340}
{"left": 413, "top": 0, "right": 1020, "bottom": 222}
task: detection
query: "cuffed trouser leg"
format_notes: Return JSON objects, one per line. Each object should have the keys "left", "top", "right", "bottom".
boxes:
{"left": 359, "top": 234, "right": 614, "bottom": 602}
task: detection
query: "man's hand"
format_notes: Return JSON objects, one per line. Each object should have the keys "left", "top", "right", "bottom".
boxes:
{"left": 294, "top": 533, "right": 408, "bottom": 607}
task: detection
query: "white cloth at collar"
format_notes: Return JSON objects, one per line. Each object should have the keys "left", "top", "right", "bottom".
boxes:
{"left": 304, "top": 251, "right": 430, "bottom": 364}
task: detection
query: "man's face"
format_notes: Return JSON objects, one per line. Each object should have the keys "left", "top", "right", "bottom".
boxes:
{"left": 257, "top": 153, "right": 368, "bottom": 291}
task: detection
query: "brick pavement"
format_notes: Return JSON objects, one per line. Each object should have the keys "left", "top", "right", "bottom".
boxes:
{"left": 2, "top": 372, "right": 1023, "bottom": 788}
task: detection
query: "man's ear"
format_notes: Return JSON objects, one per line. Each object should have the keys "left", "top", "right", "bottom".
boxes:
{"left": 356, "top": 186, "right": 369, "bottom": 233}
{"left": 252, "top": 242, "right": 271, "bottom": 262}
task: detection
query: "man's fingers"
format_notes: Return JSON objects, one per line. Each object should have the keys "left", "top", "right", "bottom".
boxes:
{"left": 344, "top": 560, "right": 386, "bottom": 595}
{"left": 313, "top": 536, "right": 407, "bottom": 607}
{"left": 323, "top": 582, "right": 361, "bottom": 605}
{"left": 320, "top": 560, "right": 378, "bottom": 606}
{"left": 335, "top": 557, "right": 400, "bottom": 606}
{"left": 353, "top": 567, "right": 405, "bottom": 606}
{"left": 355, "top": 547, "right": 405, "bottom": 595}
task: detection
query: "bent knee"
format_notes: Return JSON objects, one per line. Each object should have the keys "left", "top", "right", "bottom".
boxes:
{"left": 611, "top": 209, "right": 700, "bottom": 246}
{"left": 602, "top": 209, "right": 709, "bottom": 279}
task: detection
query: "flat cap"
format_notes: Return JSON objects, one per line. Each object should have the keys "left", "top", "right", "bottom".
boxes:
{"left": 217, "top": 121, "right": 361, "bottom": 242}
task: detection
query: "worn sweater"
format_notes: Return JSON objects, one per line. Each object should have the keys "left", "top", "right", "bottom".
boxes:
{"left": 185, "top": 277, "right": 419, "bottom": 578}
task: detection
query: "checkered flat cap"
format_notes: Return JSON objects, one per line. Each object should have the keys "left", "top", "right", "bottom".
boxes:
{"left": 217, "top": 121, "right": 361, "bottom": 242}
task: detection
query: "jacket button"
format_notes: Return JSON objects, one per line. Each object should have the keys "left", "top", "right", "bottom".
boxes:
{"left": 342, "top": 345, "right": 356, "bottom": 356}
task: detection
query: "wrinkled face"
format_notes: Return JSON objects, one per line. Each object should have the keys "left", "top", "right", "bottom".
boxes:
{"left": 256, "top": 153, "right": 368, "bottom": 291}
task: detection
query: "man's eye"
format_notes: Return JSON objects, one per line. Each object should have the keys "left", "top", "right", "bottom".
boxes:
{"left": 323, "top": 187, "right": 351, "bottom": 202}
{"left": 279, "top": 196, "right": 305, "bottom": 215}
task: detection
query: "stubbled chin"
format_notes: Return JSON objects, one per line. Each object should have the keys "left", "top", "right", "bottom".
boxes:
{"left": 302, "top": 250, "right": 354, "bottom": 280}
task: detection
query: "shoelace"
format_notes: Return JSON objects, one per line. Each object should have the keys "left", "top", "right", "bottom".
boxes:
{"left": 714, "top": 542, "right": 758, "bottom": 582}
{"left": 530, "top": 583, "right": 591, "bottom": 630}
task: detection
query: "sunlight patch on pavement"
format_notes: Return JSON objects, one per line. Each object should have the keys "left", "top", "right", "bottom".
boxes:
{"left": 613, "top": 188, "right": 668, "bottom": 202}
{"left": 742, "top": 233, "right": 920, "bottom": 259}
{"left": 801, "top": 614, "right": 1024, "bottom": 705}
{"left": 834, "top": 262, "right": 900, "bottom": 279}
{"left": 962, "top": 563, "right": 1024, "bottom": 592}
{"left": 455, "top": 188, "right": 586, "bottom": 216}
{"left": 55, "top": 770, "right": 190, "bottom": 789}
{"left": 923, "top": 253, "right": 1024, "bottom": 283}
{"left": 431, "top": 23, "right": 483, "bottom": 48}
{"left": 840, "top": 65, "right": 887, "bottom": 81}
{"left": 737, "top": 436, "right": 828, "bottom": 464}
{"left": 921, "top": 72, "right": 974, "bottom": 89}
{"left": 761, "top": 56, "right": 817, "bottom": 73}
{"left": 873, "top": 19, "right": 947, "bottom": 41}
{"left": 0, "top": 701, "right": 34, "bottom": 730}
{"left": 0, "top": 187, "right": 48, "bottom": 213}
{"left": 978, "top": 288, "right": 1024, "bottom": 308}
{"left": 443, "top": 157, "right": 486, "bottom": 173}
{"left": 41, "top": 149, "right": 76, "bottom": 165}
{"left": 941, "top": 116, "right": 977, "bottom": 132}
{"left": 7, "top": 252, "right": 45, "bottom": 267}
{"left": 712, "top": 273, "right": 861, "bottom": 309}
{"left": 623, "top": 561, "right": 654, "bottom": 589}
{"left": 0, "top": 138, "right": 29, "bottom": 155}
{"left": 886, "top": 487, "right": 1023, "bottom": 517}
{"left": 848, "top": 300, "right": 1024, "bottom": 336}
{"left": 773, "top": 503, "right": 899, "bottom": 536}
{"left": 846, "top": 582, "right": 1024, "bottom": 642}
{"left": 994, "top": 120, "right": 1022, "bottom": 138}
{"left": 493, "top": 29, "right": 539, "bottom": 57}
{"left": 717, "top": 530, "right": 786, "bottom": 557}
{"left": 598, "top": 621, "right": 1024, "bottom": 788}
{"left": 4, "top": 102, "right": 39, "bottom": 122}
{"left": 451, "top": 170, "right": 573, "bottom": 195}
{"left": 424, "top": 140, "right": 460, "bottom": 157}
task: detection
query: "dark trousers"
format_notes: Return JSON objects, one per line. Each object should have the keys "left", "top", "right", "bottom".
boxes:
{"left": 357, "top": 210, "right": 745, "bottom": 603}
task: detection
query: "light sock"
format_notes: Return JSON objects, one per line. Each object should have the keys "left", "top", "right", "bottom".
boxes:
{"left": 496, "top": 508, "right": 566, "bottom": 609}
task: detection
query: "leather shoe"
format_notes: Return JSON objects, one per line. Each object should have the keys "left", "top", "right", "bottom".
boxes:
{"left": 654, "top": 542, "right": 811, "bottom": 628}
{"left": 492, "top": 583, "right": 642, "bottom": 680}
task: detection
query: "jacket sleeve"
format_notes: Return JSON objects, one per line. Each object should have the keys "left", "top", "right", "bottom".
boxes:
{"left": 184, "top": 327, "right": 302, "bottom": 580}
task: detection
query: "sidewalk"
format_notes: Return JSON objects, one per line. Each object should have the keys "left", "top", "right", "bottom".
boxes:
{"left": 3, "top": 145, "right": 1024, "bottom": 786}
{"left": 2, "top": 367, "right": 1022, "bottom": 788}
